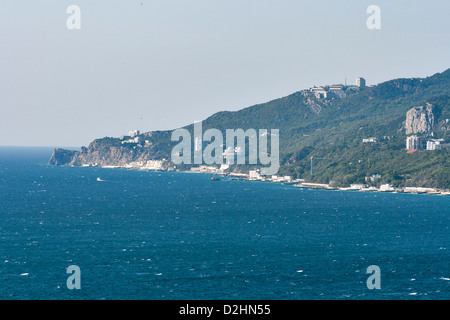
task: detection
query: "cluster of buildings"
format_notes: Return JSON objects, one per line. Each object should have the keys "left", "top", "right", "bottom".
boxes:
{"left": 120, "top": 130, "right": 143, "bottom": 144}
{"left": 341, "top": 183, "right": 398, "bottom": 192}
{"left": 188, "top": 167, "right": 298, "bottom": 184}
{"left": 193, "top": 137, "right": 247, "bottom": 165}
{"left": 122, "top": 159, "right": 166, "bottom": 170}
{"left": 426, "top": 139, "right": 447, "bottom": 150}
{"left": 122, "top": 136, "right": 143, "bottom": 144}
{"left": 248, "top": 170, "right": 295, "bottom": 183}
{"left": 302, "top": 77, "right": 366, "bottom": 100}
{"left": 308, "top": 182, "right": 448, "bottom": 194}
{"left": 186, "top": 163, "right": 450, "bottom": 194}
{"left": 187, "top": 166, "right": 300, "bottom": 184}
{"left": 406, "top": 135, "right": 450, "bottom": 151}
{"left": 144, "top": 160, "right": 165, "bottom": 170}
{"left": 190, "top": 165, "right": 229, "bottom": 174}
{"left": 81, "top": 158, "right": 168, "bottom": 171}
{"left": 120, "top": 130, "right": 153, "bottom": 147}
{"left": 360, "top": 134, "right": 449, "bottom": 152}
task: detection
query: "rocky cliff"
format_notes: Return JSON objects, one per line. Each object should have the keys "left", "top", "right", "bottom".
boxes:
{"left": 404, "top": 103, "right": 435, "bottom": 135}
{"left": 49, "top": 132, "right": 173, "bottom": 166}
{"left": 49, "top": 148, "right": 78, "bottom": 166}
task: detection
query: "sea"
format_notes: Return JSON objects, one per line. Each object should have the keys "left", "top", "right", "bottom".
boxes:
{"left": 0, "top": 147, "right": 449, "bottom": 300}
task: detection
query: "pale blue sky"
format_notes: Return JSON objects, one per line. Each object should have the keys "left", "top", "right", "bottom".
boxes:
{"left": 0, "top": 0, "right": 449, "bottom": 146}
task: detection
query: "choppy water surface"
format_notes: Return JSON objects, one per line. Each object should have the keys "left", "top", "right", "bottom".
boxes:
{"left": 0, "top": 147, "right": 448, "bottom": 299}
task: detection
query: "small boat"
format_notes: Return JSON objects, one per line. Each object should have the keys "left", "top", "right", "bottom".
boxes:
{"left": 211, "top": 176, "right": 220, "bottom": 181}
{"left": 97, "top": 177, "right": 103, "bottom": 182}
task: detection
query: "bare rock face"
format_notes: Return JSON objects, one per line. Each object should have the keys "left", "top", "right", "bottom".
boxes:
{"left": 49, "top": 132, "right": 173, "bottom": 167}
{"left": 49, "top": 148, "right": 77, "bottom": 165}
{"left": 404, "top": 103, "right": 435, "bottom": 135}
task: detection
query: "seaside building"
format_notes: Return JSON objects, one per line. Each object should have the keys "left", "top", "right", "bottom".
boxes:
{"left": 406, "top": 135, "right": 421, "bottom": 151}
{"left": 144, "top": 160, "right": 164, "bottom": 170}
{"left": 270, "top": 175, "right": 292, "bottom": 183}
{"left": 379, "top": 184, "right": 395, "bottom": 191}
{"left": 350, "top": 184, "right": 366, "bottom": 190}
{"left": 404, "top": 187, "right": 437, "bottom": 193}
{"left": 249, "top": 170, "right": 261, "bottom": 180}
{"left": 124, "top": 161, "right": 145, "bottom": 168}
{"left": 190, "top": 165, "right": 218, "bottom": 173}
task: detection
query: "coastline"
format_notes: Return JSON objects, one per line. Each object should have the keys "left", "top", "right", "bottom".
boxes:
{"left": 79, "top": 162, "right": 450, "bottom": 196}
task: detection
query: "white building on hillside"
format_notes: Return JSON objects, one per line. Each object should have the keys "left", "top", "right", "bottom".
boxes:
{"left": 129, "top": 130, "right": 140, "bottom": 137}
{"left": 350, "top": 184, "right": 366, "bottom": 190}
{"left": 406, "top": 135, "right": 421, "bottom": 150}
{"left": 363, "top": 137, "right": 378, "bottom": 143}
{"left": 426, "top": 140, "right": 443, "bottom": 150}
{"left": 356, "top": 77, "right": 366, "bottom": 88}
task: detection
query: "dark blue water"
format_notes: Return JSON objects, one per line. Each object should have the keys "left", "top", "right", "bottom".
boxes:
{"left": 0, "top": 147, "right": 449, "bottom": 300}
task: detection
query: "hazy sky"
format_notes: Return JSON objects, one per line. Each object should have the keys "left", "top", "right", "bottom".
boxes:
{"left": 0, "top": 0, "right": 449, "bottom": 147}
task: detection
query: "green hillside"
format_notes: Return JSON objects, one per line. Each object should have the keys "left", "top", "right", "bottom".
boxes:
{"left": 52, "top": 68, "right": 450, "bottom": 188}
{"left": 196, "top": 69, "right": 450, "bottom": 187}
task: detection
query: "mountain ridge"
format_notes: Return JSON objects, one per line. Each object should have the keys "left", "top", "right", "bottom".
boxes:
{"left": 50, "top": 68, "right": 450, "bottom": 188}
